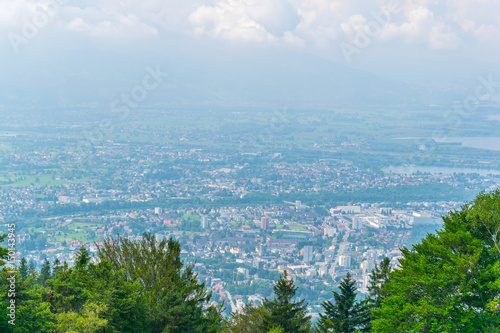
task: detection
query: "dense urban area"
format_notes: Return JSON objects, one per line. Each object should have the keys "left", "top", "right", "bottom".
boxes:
{"left": 3, "top": 107, "right": 500, "bottom": 318}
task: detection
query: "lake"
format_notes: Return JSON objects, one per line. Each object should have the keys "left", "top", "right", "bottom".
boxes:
{"left": 397, "top": 136, "right": 500, "bottom": 151}
{"left": 384, "top": 165, "right": 500, "bottom": 176}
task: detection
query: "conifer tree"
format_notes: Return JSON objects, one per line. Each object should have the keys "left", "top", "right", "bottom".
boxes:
{"left": 53, "top": 258, "right": 61, "bottom": 276}
{"left": 260, "top": 271, "right": 311, "bottom": 333}
{"left": 367, "top": 257, "right": 391, "bottom": 309}
{"left": 75, "top": 246, "right": 91, "bottom": 269}
{"left": 28, "top": 259, "right": 37, "bottom": 279}
{"left": 19, "top": 257, "right": 28, "bottom": 281}
{"left": 317, "top": 272, "right": 370, "bottom": 333}
{"left": 38, "top": 258, "right": 52, "bottom": 286}
{"left": 360, "top": 257, "right": 392, "bottom": 332}
{"left": 0, "top": 234, "right": 7, "bottom": 267}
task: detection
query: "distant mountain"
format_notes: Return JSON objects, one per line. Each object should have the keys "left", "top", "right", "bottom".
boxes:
{"left": 0, "top": 43, "right": 456, "bottom": 109}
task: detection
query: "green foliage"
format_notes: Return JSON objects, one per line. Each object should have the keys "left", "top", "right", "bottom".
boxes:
{"left": 0, "top": 234, "right": 8, "bottom": 267}
{"left": 47, "top": 253, "right": 147, "bottom": 332}
{"left": 260, "top": 271, "right": 311, "bottom": 333}
{"left": 372, "top": 190, "right": 500, "bottom": 332}
{"left": 38, "top": 259, "right": 51, "bottom": 287}
{"left": 223, "top": 304, "right": 269, "bottom": 333}
{"left": 0, "top": 272, "right": 56, "bottom": 333}
{"left": 366, "top": 257, "right": 392, "bottom": 309}
{"left": 98, "top": 232, "right": 222, "bottom": 333}
{"left": 27, "top": 260, "right": 36, "bottom": 280}
{"left": 52, "top": 258, "right": 61, "bottom": 276}
{"left": 19, "top": 257, "right": 28, "bottom": 282}
{"left": 224, "top": 271, "right": 311, "bottom": 333}
{"left": 55, "top": 301, "right": 108, "bottom": 333}
{"left": 75, "top": 246, "right": 91, "bottom": 269}
{"left": 316, "top": 273, "right": 370, "bottom": 333}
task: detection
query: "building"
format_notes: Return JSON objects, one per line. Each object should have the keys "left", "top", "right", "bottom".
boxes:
{"left": 237, "top": 267, "right": 249, "bottom": 279}
{"left": 261, "top": 216, "right": 270, "bottom": 230}
{"left": 360, "top": 259, "right": 375, "bottom": 273}
{"left": 337, "top": 206, "right": 361, "bottom": 214}
{"left": 253, "top": 258, "right": 263, "bottom": 269}
{"left": 352, "top": 217, "right": 363, "bottom": 230}
{"left": 154, "top": 207, "right": 163, "bottom": 214}
{"left": 324, "top": 226, "right": 337, "bottom": 237}
{"left": 411, "top": 212, "right": 442, "bottom": 225}
{"left": 363, "top": 273, "right": 371, "bottom": 289}
{"left": 201, "top": 215, "right": 209, "bottom": 229}
{"left": 339, "top": 255, "right": 352, "bottom": 268}
{"left": 362, "top": 216, "right": 387, "bottom": 229}
{"left": 303, "top": 245, "right": 313, "bottom": 262}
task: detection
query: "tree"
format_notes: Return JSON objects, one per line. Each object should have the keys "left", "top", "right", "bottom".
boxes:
{"left": 98, "top": 232, "right": 222, "bottom": 333}
{"left": 223, "top": 304, "right": 269, "bottom": 333}
{"left": 47, "top": 253, "right": 147, "bottom": 332}
{"left": 28, "top": 259, "right": 37, "bottom": 280}
{"left": 0, "top": 234, "right": 7, "bottom": 267}
{"left": 366, "top": 257, "right": 392, "bottom": 309}
{"left": 317, "top": 273, "right": 370, "bottom": 333}
{"left": 55, "top": 301, "right": 108, "bottom": 333}
{"left": 38, "top": 258, "right": 51, "bottom": 286}
{"left": 260, "top": 271, "right": 311, "bottom": 333}
{"left": 363, "top": 257, "right": 392, "bottom": 332}
{"left": 75, "top": 246, "right": 91, "bottom": 269}
{"left": 372, "top": 190, "right": 500, "bottom": 332}
{"left": 0, "top": 271, "right": 56, "bottom": 333}
{"left": 19, "top": 257, "right": 28, "bottom": 281}
{"left": 53, "top": 258, "right": 62, "bottom": 276}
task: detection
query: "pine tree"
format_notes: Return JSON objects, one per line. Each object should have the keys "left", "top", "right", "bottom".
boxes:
{"left": 260, "top": 271, "right": 311, "bottom": 333}
{"left": 0, "top": 234, "right": 7, "bottom": 267}
{"left": 317, "top": 272, "right": 370, "bottom": 333}
{"left": 75, "top": 246, "right": 91, "bottom": 269}
{"left": 28, "top": 259, "right": 37, "bottom": 280}
{"left": 38, "top": 259, "right": 52, "bottom": 286}
{"left": 367, "top": 257, "right": 391, "bottom": 308}
{"left": 53, "top": 258, "right": 61, "bottom": 276}
{"left": 19, "top": 257, "right": 28, "bottom": 281}
{"left": 362, "top": 257, "right": 392, "bottom": 332}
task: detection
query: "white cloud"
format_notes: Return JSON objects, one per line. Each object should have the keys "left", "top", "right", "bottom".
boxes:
{"left": 0, "top": 0, "right": 498, "bottom": 54}
{"left": 60, "top": 7, "right": 158, "bottom": 39}
{"left": 187, "top": 0, "right": 469, "bottom": 50}
{"left": 189, "top": 0, "right": 299, "bottom": 43}
{"left": 447, "top": 0, "right": 500, "bottom": 42}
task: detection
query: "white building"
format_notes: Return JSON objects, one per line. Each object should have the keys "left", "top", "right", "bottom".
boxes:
{"left": 411, "top": 212, "right": 442, "bottom": 225}
{"left": 339, "top": 255, "right": 352, "bottom": 268}
{"left": 362, "top": 216, "right": 387, "bottom": 229}
{"left": 201, "top": 216, "right": 210, "bottom": 229}
{"left": 352, "top": 217, "right": 363, "bottom": 230}
{"left": 360, "top": 260, "right": 375, "bottom": 273}
{"left": 324, "top": 226, "right": 337, "bottom": 237}
{"left": 363, "top": 273, "right": 371, "bottom": 289}
{"left": 237, "top": 267, "right": 249, "bottom": 279}
{"left": 337, "top": 206, "right": 361, "bottom": 214}
{"left": 303, "top": 246, "right": 313, "bottom": 262}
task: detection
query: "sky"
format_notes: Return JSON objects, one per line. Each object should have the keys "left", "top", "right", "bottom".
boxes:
{"left": 1, "top": 0, "right": 499, "bottom": 108}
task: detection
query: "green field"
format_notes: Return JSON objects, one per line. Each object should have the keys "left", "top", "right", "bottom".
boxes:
{"left": 0, "top": 174, "right": 88, "bottom": 188}
{"left": 55, "top": 232, "right": 89, "bottom": 242}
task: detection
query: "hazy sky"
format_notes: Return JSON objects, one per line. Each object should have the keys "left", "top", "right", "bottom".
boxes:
{"left": 1, "top": 0, "right": 499, "bottom": 107}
